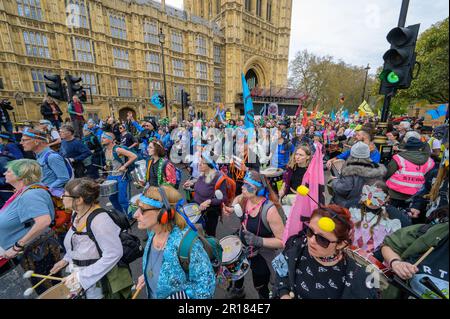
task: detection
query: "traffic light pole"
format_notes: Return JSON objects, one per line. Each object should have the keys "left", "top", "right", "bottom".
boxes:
{"left": 380, "top": 0, "right": 410, "bottom": 123}
{"left": 398, "top": 0, "right": 410, "bottom": 28}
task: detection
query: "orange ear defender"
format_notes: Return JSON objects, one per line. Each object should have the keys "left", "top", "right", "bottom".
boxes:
{"left": 157, "top": 187, "right": 175, "bottom": 225}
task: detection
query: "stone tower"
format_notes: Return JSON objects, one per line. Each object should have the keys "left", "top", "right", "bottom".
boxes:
{"left": 184, "top": 0, "right": 292, "bottom": 113}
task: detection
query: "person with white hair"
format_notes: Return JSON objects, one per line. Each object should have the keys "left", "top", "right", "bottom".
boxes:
{"left": 397, "top": 121, "right": 412, "bottom": 143}
{"left": 38, "top": 119, "right": 61, "bottom": 151}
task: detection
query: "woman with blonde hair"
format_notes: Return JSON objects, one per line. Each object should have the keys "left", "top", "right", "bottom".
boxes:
{"left": 134, "top": 185, "right": 216, "bottom": 299}
{"left": 279, "top": 144, "right": 313, "bottom": 205}
{"left": 0, "top": 159, "right": 60, "bottom": 294}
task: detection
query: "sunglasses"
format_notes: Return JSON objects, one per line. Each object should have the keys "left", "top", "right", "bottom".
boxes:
{"left": 304, "top": 224, "right": 338, "bottom": 249}
{"left": 137, "top": 206, "right": 159, "bottom": 214}
{"left": 242, "top": 183, "right": 257, "bottom": 193}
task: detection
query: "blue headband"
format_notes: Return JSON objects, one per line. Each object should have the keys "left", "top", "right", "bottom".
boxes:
{"left": 139, "top": 194, "right": 163, "bottom": 208}
{"left": 102, "top": 134, "right": 114, "bottom": 141}
{"left": 22, "top": 128, "right": 47, "bottom": 141}
{"left": 0, "top": 134, "right": 10, "bottom": 139}
{"left": 244, "top": 172, "right": 263, "bottom": 188}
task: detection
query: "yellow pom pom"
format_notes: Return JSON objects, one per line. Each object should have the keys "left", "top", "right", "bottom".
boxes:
{"left": 365, "top": 199, "right": 372, "bottom": 206}
{"left": 318, "top": 217, "right": 335, "bottom": 232}
{"left": 297, "top": 185, "right": 310, "bottom": 196}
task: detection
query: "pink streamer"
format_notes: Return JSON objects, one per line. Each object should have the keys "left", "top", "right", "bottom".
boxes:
{"left": 282, "top": 142, "right": 324, "bottom": 243}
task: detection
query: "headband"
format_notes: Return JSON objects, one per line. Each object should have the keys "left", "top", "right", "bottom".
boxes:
{"left": 102, "top": 134, "right": 114, "bottom": 141}
{"left": 22, "top": 128, "right": 47, "bottom": 141}
{"left": 0, "top": 134, "right": 10, "bottom": 139}
{"left": 139, "top": 194, "right": 163, "bottom": 209}
{"left": 244, "top": 172, "right": 263, "bottom": 188}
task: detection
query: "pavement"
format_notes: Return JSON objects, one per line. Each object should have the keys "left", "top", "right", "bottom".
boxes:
{"left": 99, "top": 165, "right": 331, "bottom": 299}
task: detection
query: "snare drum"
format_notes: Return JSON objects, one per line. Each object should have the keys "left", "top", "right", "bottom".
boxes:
{"left": 37, "top": 283, "right": 74, "bottom": 299}
{"left": 219, "top": 236, "right": 250, "bottom": 281}
{"left": 182, "top": 203, "right": 202, "bottom": 224}
{"left": 131, "top": 160, "right": 147, "bottom": 185}
{"left": 100, "top": 180, "right": 118, "bottom": 197}
{"left": 345, "top": 248, "right": 391, "bottom": 290}
{"left": 260, "top": 168, "right": 284, "bottom": 191}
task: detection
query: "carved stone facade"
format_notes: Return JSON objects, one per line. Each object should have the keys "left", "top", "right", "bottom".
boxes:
{"left": 0, "top": 0, "right": 291, "bottom": 122}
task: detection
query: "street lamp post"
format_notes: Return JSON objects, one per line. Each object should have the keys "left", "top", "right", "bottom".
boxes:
{"left": 159, "top": 27, "right": 169, "bottom": 118}
{"left": 361, "top": 64, "right": 370, "bottom": 104}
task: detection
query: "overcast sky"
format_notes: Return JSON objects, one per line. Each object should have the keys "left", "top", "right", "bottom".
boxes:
{"left": 165, "top": 0, "right": 448, "bottom": 74}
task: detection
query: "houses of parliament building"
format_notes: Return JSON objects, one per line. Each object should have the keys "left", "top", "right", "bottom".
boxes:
{"left": 0, "top": 0, "right": 292, "bottom": 122}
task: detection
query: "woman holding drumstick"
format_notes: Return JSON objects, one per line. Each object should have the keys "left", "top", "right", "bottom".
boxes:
{"left": 223, "top": 170, "right": 285, "bottom": 299}
{"left": 50, "top": 178, "right": 133, "bottom": 299}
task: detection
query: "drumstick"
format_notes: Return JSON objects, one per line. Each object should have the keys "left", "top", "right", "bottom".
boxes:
{"left": 413, "top": 247, "right": 435, "bottom": 267}
{"left": 23, "top": 271, "right": 63, "bottom": 281}
{"left": 132, "top": 287, "right": 142, "bottom": 300}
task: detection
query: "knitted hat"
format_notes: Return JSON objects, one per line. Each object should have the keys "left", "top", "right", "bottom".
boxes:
{"left": 350, "top": 142, "right": 370, "bottom": 159}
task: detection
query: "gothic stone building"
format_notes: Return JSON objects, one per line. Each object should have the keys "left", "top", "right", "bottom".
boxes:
{"left": 0, "top": 0, "right": 292, "bottom": 123}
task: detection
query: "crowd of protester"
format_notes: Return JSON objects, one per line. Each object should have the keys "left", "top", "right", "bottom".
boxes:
{"left": 0, "top": 95, "right": 448, "bottom": 300}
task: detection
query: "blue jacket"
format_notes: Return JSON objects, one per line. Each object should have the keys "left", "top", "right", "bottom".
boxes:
{"left": 142, "top": 226, "right": 215, "bottom": 299}
{"left": 60, "top": 139, "right": 91, "bottom": 162}
{"left": 337, "top": 149, "right": 381, "bottom": 164}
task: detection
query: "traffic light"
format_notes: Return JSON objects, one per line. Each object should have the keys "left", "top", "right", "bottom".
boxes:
{"left": 79, "top": 89, "right": 87, "bottom": 103}
{"left": 181, "top": 90, "right": 191, "bottom": 108}
{"left": 44, "top": 74, "right": 66, "bottom": 101}
{"left": 379, "top": 24, "right": 420, "bottom": 95}
{"left": 65, "top": 73, "right": 83, "bottom": 101}
{"left": 158, "top": 94, "right": 165, "bottom": 107}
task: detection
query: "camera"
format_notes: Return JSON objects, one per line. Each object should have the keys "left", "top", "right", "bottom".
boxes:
{"left": 0, "top": 99, "right": 12, "bottom": 108}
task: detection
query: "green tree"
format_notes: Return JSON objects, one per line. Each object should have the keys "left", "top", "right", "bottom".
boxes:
{"left": 289, "top": 50, "right": 375, "bottom": 112}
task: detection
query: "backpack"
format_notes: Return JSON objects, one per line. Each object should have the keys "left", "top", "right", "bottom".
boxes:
{"left": 112, "top": 145, "right": 137, "bottom": 171}
{"left": 214, "top": 172, "right": 236, "bottom": 206}
{"left": 27, "top": 184, "right": 72, "bottom": 233}
{"left": 162, "top": 160, "right": 182, "bottom": 189}
{"left": 82, "top": 208, "right": 144, "bottom": 267}
{"left": 178, "top": 228, "right": 223, "bottom": 276}
{"left": 240, "top": 199, "right": 286, "bottom": 233}
{"left": 146, "top": 158, "right": 182, "bottom": 188}
{"left": 43, "top": 150, "right": 74, "bottom": 181}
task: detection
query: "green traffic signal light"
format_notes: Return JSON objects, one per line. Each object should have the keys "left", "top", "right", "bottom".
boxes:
{"left": 387, "top": 71, "right": 400, "bottom": 84}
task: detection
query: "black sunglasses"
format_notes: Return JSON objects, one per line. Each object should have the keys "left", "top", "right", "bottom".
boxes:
{"left": 304, "top": 224, "right": 338, "bottom": 249}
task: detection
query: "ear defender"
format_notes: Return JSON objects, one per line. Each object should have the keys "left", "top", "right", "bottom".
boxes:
{"left": 157, "top": 188, "right": 175, "bottom": 225}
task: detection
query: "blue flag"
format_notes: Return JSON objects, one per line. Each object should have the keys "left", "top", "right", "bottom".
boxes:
{"left": 343, "top": 109, "right": 349, "bottom": 120}
{"left": 426, "top": 104, "right": 448, "bottom": 120}
{"left": 331, "top": 109, "right": 336, "bottom": 121}
{"left": 151, "top": 92, "right": 163, "bottom": 109}
{"left": 242, "top": 73, "right": 255, "bottom": 129}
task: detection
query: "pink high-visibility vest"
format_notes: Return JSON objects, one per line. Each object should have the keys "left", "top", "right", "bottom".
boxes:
{"left": 386, "top": 154, "right": 435, "bottom": 195}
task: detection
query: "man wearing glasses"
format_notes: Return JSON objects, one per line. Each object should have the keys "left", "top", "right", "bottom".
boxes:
{"left": 20, "top": 128, "right": 70, "bottom": 190}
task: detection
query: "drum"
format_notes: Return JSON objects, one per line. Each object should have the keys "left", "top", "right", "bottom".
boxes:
{"left": 0, "top": 260, "right": 36, "bottom": 299}
{"left": 131, "top": 160, "right": 147, "bottom": 185}
{"left": 219, "top": 236, "right": 250, "bottom": 281}
{"left": 345, "top": 248, "right": 391, "bottom": 290}
{"left": 260, "top": 168, "right": 284, "bottom": 192}
{"left": 182, "top": 203, "right": 202, "bottom": 224}
{"left": 37, "top": 283, "right": 72, "bottom": 299}
{"left": 100, "top": 180, "right": 118, "bottom": 197}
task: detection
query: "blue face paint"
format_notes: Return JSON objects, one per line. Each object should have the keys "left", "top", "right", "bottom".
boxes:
{"left": 139, "top": 195, "right": 163, "bottom": 208}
